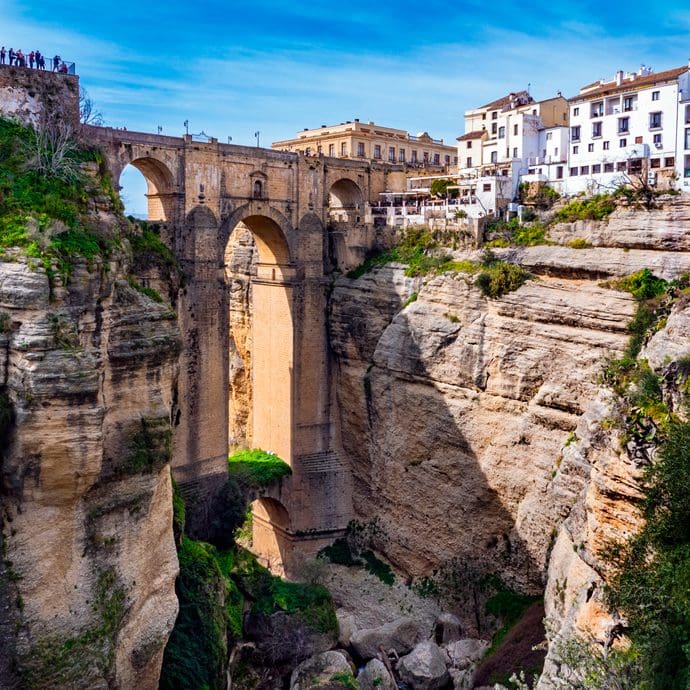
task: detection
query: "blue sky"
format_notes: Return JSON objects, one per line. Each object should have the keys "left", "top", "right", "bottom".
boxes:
{"left": 3, "top": 1, "right": 690, "bottom": 213}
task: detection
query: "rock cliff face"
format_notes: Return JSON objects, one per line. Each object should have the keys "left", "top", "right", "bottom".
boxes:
{"left": 537, "top": 297, "right": 690, "bottom": 687}
{"left": 329, "top": 263, "right": 637, "bottom": 595}
{"left": 0, "top": 254, "right": 181, "bottom": 688}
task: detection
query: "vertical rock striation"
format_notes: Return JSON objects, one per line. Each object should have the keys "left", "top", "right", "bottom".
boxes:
{"left": 0, "top": 255, "right": 181, "bottom": 688}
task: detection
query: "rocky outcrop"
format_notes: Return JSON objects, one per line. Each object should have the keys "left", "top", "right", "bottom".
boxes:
{"left": 330, "top": 265, "right": 635, "bottom": 597}
{"left": 538, "top": 299, "right": 690, "bottom": 687}
{"left": 548, "top": 197, "right": 690, "bottom": 252}
{"left": 289, "top": 650, "right": 353, "bottom": 690}
{"left": 350, "top": 617, "right": 426, "bottom": 660}
{"left": 396, "top": 641, "right": 450, "bottom": 690}
{"left": 0, "top": 256, "right": 180, "bottom": 688}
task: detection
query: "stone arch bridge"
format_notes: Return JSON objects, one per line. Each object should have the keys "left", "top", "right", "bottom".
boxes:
{"left": 86, "top": 126, "right": 402, "bottom": 572}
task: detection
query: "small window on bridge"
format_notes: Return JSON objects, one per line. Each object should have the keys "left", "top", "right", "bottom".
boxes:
{"left": 253, "top": 180, "right": 263, "bottom": 198}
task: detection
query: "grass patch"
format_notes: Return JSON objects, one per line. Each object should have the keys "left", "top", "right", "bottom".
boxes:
{"left": 127, "top": 276, "right": 164, "bottom": 303}
{"left": 553, "top": 194, "right": 617, "bottom": 223}
{"left": 566, "top": 238, "right": 593, "bottom": 249}
{"left": 331, "top": 672, "right": 358, "bottom": 690}
{"left": 125, "top": 416, "right": 172, "bottom": 474}
{"left": 227, "top": 448, "right": 292, "bottom": 488}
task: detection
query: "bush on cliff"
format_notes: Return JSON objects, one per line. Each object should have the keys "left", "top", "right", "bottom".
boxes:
{"left": 552, "top": 194, "right": 616, "bottom": 223}
{"left": 227, "top": 448, "right": 292, "bottom": 488}
{"left": 0, "top": 116, "right": 117, "bottom": 283}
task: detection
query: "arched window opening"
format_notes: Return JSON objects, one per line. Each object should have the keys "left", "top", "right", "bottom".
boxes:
{"left": 253, "top": 179, "right": 263, "bottom": 199}
{"left": 119, "top": 164, "right": 148, "bottom": 219}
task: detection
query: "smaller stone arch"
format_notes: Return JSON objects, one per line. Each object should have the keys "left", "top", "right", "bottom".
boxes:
{"left": 251, "top": 497, "right": 292, "bottom": 576}
{"left": 328, "top": 178, "right": 364, "bottom": 212}
{"left": 121, "top": 156, "right": 177, "bottom": 222}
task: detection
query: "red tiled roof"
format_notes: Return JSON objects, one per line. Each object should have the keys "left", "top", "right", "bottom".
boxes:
{"left": 570, "top": 66, "right": 688, "bottom": 101}
{"left": 456, "top": 131, "right": 486, "bottom": 141}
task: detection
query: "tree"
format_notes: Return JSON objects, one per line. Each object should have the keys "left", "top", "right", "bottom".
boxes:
{"left": 79, "top": 87, "right": 103, "bottom": 127}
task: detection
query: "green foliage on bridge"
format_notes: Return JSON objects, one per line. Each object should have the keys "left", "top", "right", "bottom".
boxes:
{"left": 227, "top": 448, "right": 292, "bottom": 488}
{"left": 0, "top": 116, "right": 118, "bottom": 284}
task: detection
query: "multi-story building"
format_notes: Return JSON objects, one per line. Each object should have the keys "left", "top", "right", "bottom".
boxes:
{"left": 456, "top": 90, "right": 569, "bottom": 198}
{"left": 272, "top": 119, "right": 457, "bottom": 169}
{"left": 566, "top": 64, "right": 690, "bottom": 194}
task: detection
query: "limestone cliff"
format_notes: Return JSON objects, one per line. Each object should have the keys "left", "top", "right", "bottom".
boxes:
{"left": 329, "top": 262, "right": 638, "bottom": 597}
{"left": 0, "top": 250, "right": 181, "bottom": 689}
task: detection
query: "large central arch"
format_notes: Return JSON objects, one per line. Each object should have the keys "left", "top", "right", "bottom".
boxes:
{"left": 222, "top": 205, "right": 296, "bottom": 467}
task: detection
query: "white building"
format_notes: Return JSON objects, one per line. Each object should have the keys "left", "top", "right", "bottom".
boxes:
{"left": 456, "top": 90, "right": 569, "bottom": 202}
{"left": 566, "top": 64, "right": 690, "bottom": 195}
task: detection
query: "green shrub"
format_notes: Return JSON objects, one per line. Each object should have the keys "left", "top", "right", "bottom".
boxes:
{"left": 566, "top": 238, "right": 593, "bottom": 249}
{"left": 484, "top": 217, "right": 549, "bottom": 247}
{"left": 159, "top": 538, "right": 233, "bottom": 690}
{"left": 553, "top": 194, "right": 616, "bottom": 223}
{"left": 606, "top": 415, "right": 690, "bottom": 688}
{"left": 613, "top": 269, "right": 668, "bottom": 302}
{"left": 227, "top": 448, "right": 292, "bottom": 488}
{"left": 129, "top": 223, "right": 181, "bottom": 276}
{"left": 0, "top": 117, "right": 115, "bottom": 284}
{"left": 475, "top": 261, "right": 529, "bottom": 298}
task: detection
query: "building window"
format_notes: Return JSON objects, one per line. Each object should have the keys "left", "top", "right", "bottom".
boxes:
{"left": 685, "top": 128, "right": 690, "bottom": 150}
{"left": 580, "top": 165, "right": 590, "bottom": 175}
{"left": 329, "top": 144, "right": 335, "bottom": 156}
{"left": 588, "top": 143, "right": 594, "bottom": 152}
{"left": 388, "top": 146, "right": 395, "bottom": 162}
{"left": 411, "top": 150, "right": 418, "bottom": 163}
{"left": 483, "top": 183, "right": 492, "bottom": 191}
{"left": 603, "top": 140, "right": 610, "bottom": 150}
{"left": 652, "top": 90, "right": 660, "bottom": 101}
{"left": 650, "top": 158, "right": 661, "bottom": 168}
{"left": 466, "top": 157, "right": 473, "bottom": 167}
{"left": 573, "top": 107, "right": 580, "bottom": 116}
{"left": 546, "top": 131, "right": 552, "bottom": 140}
{"left": 570, "top": 167, "right": 578, "bottom": 176}
{"left": 618, "top": 117, "right": 629, "bottom": 134}
{"left": 445, "top": 155, "right": 450, "bottom": 164}
{"left": 649, "top": 112, "right": 662, "bottom": 129}
{"left": 619, "top": 138, "right": 627, "bottom": 148}
{"left": 305, "top": 147, "right": 311, "bottom": 156}
{"left": 513, "top": 147, "right": 518, "bottom": 158}
{"left": 423, "top": 152, "right": 429, "bottom": 163}
{"left": 491, "top": 122, "right": 497, "bottom": 135}
{"left": 635, "top": 136, "right": 643, "bottom": 144}
{"left": 685, "top": 155, "right": 690, "bottom": 177}
{"left": 617, "top": 161, "right": 627, "bottom": 171}
{"left": 556, "top": 166, "right": 563, "bottom": 179}
{"left": 629, "top": 158, "right": 643, "bottom": 174}
{"left": 665, "top": 157, "right": 675, "bottom": 167}
{"left": 340, "top": 142, "right": 347, "bottom": 156}
{"left": 357, "top": 142, "right": 365, "bottom": 157}
{"left": 492, "top": 111, "right": 498, "bottom": 120}
{"left": 399, "top": 149, "right": 406, "bottom": 162}
{"left": 571, "top": 125, "right": 581, "bottom": 141}
{"left": 653, "top": 133, "right": 662, "bottom": 146}
{"left": 433, "top": 153, "right": 440, "bottom": 165}
{"left": 373, "top": 144, "right": 381, "bottom": 159}
{"left": 490, "top": 151, "right": 498, "bottom": 163}
{"left": 604, "top": 162, "right": 614, "bottom": 172}
{"left": 253, "top": 180, "right": 263, "bottom": 198}
{"left": 498, "top": 126, "right": 505, "bottom": 138}
{"left": 623, "top": 95, "right": 637, "bottom": 112}
{"left": 592, "top": 164, "right": 601, "bottom": 173}
{"left": 590, "top": 101, "right": 603, "bottom": 117}
{"left": 467, "top": 141, "right": 472, "bottom": 149}
{"left": 573, "top": 145, "right": 579, "bottom": 154}
{"left": 592, "top": 121, "right": 602, "bottom": 138}
{"left": 555, "top": 147, "right": 559, "bottom": 157}
{"left": 514, "top": 124, "right": 519, "bottom": 135}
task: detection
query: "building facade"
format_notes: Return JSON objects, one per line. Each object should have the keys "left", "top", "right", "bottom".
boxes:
{"left": 566, "top": 64, "right": 690, "bottom": 194}
{"left": 272, "top": 120, "right": 457, "bottom": 169}
{"left": 456, "top": 90, "right": 569, "bottom": 200}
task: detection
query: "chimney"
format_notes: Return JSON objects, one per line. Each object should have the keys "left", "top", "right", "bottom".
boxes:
{"left": 616, "top": 70, "right": 624, "bottom": 85}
